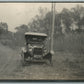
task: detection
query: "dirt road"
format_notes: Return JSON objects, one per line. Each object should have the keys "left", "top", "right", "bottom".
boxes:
{"left": 0, "top": 44, "right": 84, "bottom": 80}
{"left": 0, "top": 44, "right": 21, "bottom": 79}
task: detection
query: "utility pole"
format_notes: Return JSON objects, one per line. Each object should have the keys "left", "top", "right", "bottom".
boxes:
{"left": 50, "top": 2, "right": 55, "bottom": 53}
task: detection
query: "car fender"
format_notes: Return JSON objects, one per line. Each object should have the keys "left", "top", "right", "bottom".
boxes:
{"left": 43, "top": 50, "right": 54, "bottom": 59}
{"left": 50, "top": 50, "right": 54, "bottom": 55}
{"left": 21, "top": 47, "right": 27, "bottom": 53}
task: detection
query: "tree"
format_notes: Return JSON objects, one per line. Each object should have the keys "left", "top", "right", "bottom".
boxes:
{"left": 15, "top": 24, "right": 29, "bottom": 46}
{"left": 0, "top": 22, "right": 8, "bottom": 34}
{"left": 28, "top": 7, "right": 49, "bottom": 34}
{"left": 15, "top": 24, "right": 28, "bottom": 33}
{"left": 61, "top": 8, "right": 73, "bottom": 33}
{"left": 71, "top": 5, "right": 84, "bottom": 31}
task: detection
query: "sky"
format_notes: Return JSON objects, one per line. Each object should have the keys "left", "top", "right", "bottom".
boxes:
{"left": 0, "top": 3, "right": 84, "bottom": 32}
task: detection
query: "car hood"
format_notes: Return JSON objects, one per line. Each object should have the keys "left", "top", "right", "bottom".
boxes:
{"left": 33, "top": 45, "right": 43, "bottom": 48}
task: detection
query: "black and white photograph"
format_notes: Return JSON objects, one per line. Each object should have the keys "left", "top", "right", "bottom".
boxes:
{"left": 0, "top": 2, "right": 84, "bottom": 80}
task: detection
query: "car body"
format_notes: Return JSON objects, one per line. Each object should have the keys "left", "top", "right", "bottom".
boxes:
{"left": 21, "top": 32, "right": 52, "bottom": 65}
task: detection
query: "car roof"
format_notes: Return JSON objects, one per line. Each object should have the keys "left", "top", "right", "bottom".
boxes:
{"left": 25, "top": 32, "right": 47, "bottom": 37}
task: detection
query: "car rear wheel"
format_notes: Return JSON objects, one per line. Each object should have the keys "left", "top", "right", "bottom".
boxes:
{"left": 21, "top": 52, "right": 27, "bottom": 66}
{"left": 49, "top": 56, "right": 53, "bottom": 66}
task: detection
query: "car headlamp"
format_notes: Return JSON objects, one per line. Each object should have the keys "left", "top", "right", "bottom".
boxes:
{"left": 28, "top": 44, "right": 33, "bottom": 51}
{"left": 28, "top": 44, "right": 32, "bottom": 48}
{"left": 29, "top": 48, "right": 32, "bottom": 52}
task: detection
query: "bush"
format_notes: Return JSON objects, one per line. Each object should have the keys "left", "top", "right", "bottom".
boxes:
{"left": 54, "top": 33, "right": 84, "bottom": 53}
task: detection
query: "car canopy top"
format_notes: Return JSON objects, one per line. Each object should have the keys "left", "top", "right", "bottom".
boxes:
{"left": 25, "top": 32, "right": 47, "bottom": 37}
{"left": 25, "top": 32, "right": 47, "bottom": 43}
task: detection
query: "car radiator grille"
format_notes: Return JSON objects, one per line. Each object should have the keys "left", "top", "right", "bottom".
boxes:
{"left": 33, "top": 48, "right": 43, "bottom": 55}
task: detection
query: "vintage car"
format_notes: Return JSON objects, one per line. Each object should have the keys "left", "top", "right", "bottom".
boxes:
{"left": 21, "top": 32, "right": 53, "bottom": 65}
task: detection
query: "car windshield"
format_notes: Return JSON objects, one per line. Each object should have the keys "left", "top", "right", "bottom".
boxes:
{"left": 25, "top": 34, "right": 47, "bottom": 44}
{"left": 29, "top": 37, "right": 44, "bottom": 43}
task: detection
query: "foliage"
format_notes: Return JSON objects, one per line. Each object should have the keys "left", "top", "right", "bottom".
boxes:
{"left": 0, "top": 22, "right": 8, "bottom": 34}
{"left": 27, "top": 5, "right": 84, "bottom": 53}
{"left": 14, "top": 24, "right": 29, "bottom": 47}
{"left": 1, "top": 5, "right": 84, "bottom": 53}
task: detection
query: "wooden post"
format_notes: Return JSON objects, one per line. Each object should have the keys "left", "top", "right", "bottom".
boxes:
{"left": 50, "top": 2, "right": 55, "bottom": 53}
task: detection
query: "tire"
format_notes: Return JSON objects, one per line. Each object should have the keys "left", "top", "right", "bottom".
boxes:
{"left": 22, "top": 58, "right": 26, "bottom": 66}
{"left": 49, "top": 56, "right": 53, "bottom": 66}
{"left": 21, "top": 52, "right": 26, "bottom": 66}
{"left": 43, "top": 52, "right": 53, "bottom": 66}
